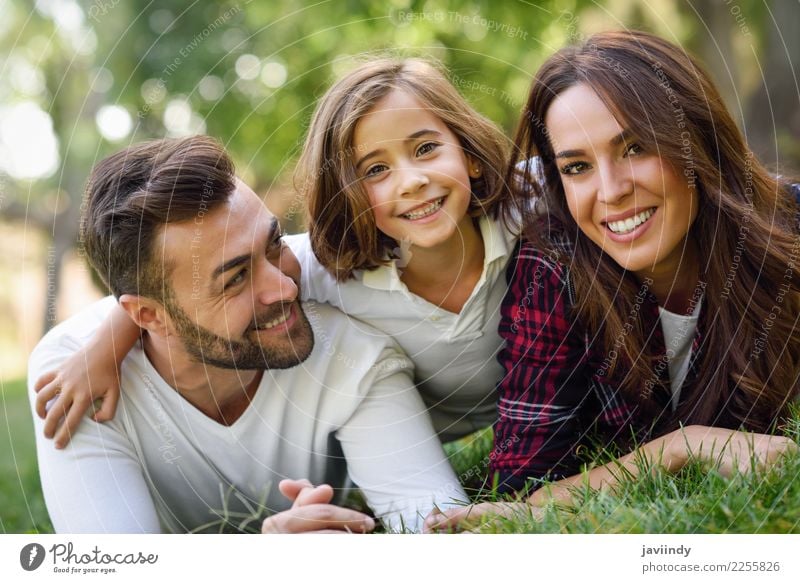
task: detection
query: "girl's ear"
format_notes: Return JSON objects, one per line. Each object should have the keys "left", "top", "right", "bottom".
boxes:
{"left": 467, "top": 155, "right": 482, "bottom": 179}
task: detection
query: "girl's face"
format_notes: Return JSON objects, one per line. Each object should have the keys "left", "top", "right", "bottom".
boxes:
{"left": 351, "top": 88, "right": 480, "bottom": 250}
{"left": 544, "top": 83, "right": 699, "bottom": 279}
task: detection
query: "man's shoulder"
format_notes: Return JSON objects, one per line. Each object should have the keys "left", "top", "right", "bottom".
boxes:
{"left": 301, "top": 300, "right": 393, "bottom": 346}
{"left": 299, "top": 300, "right": 412, "bottom": 379}
{"left": 30, "top": 296, "right": 117, "bottom": 361}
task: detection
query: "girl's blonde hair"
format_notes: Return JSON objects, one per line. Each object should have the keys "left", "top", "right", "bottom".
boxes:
{"left": 295, "top": 57, "right": 510, "bottom": 280}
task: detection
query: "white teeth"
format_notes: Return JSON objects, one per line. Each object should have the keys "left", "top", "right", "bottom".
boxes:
{"left": 401, "top": 197, "right": 444, "bottom": 220}
{"left": 255, "top": 312, "right": 289, "bottom": 330}
{"left": 607, "top": 208, "right": 655, "bottom": 234}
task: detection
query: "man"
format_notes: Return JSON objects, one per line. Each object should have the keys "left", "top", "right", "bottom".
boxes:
{"left": 28, "top": 136, "right": 465, "bottom": 533}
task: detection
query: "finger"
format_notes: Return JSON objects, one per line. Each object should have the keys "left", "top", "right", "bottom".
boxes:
{"left": 42, "top": 396, "right": 71, "bottom": 439}
{"left": 278, "top": 478, "right": 315, "bottom": 501}
{"left": 423, "top": 506, "right": 474, "bottom": 533}
{"left": 34, "top": 371, "right": 58, "bottom": 393}
{"left": 35, "top": 381, "right": 63, "bottom": 419}
{"left": 263, "top": 505, "right": 375, "bottom": 534}
{"left": 294, "top": 484, "right": 334, "bottom": 508}
{"left": 54, "top": 397, "right": 92, "bottom": 449}
{"left": 92, "top": 389, "right": 120, "bottom": 422}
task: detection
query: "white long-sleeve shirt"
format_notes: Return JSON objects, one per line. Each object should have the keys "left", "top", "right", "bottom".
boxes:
{"left": 29, "top": 297, "right": 466, "bottom": 533}
{"left": 286, "top": 215, "right": 517, "bottom": 441}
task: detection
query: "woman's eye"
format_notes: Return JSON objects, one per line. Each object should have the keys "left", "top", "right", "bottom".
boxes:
{"left": 560, "top": 162, "right": 589, "bottom": 175}
{"left": 364, "top": 164, "right": 388, "bottom": 178}
{"left": 416, "top": 142, "right": 439, "bottom": 156}
{"left": 624, "top": 142, "right": 644, "bottom": 156}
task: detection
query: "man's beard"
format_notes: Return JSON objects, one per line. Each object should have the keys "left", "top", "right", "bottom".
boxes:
{"left": 163, "top": 294, "right": 315, "bottom": 370}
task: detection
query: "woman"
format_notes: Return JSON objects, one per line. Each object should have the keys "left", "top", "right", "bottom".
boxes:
{"left": 427, "top": 30, "right": 800, "bottom": 531}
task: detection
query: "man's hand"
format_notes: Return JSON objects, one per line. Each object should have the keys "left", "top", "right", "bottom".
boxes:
{"left": 261, "top": 479, "right": 376, "bottom": 534}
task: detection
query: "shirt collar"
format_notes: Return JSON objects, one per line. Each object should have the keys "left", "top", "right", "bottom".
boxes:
{"left": 360, "top": 216, "right": 513, "bottom": 291}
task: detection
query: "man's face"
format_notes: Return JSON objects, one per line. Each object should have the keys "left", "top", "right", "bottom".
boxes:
{"left": 156, "top": 180, "right": 314, "bottom": 370}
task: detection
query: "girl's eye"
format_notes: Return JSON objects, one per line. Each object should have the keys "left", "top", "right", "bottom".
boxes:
{"left": 560, "top": 161, "right": 590, "bottom": 176}
{"left": 364, "top": 163, "right": 388, "bottom": 178}
{"left": 624, "top": 142, "right": 643, "bottom": 156}
{"left": 416, "top": 142, "right": 439, "bottom": 156}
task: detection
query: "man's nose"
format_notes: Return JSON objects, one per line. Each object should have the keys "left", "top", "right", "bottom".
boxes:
{"left": 254, "top": 260, "right": 298, "bottom": 306}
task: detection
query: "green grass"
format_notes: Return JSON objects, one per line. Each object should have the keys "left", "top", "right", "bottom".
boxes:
{"left": 442, "top": 416, "right": 800, "bottom": 534}
{"left": 0, "top": 377, "right": 53, "bottom": 533}
{"left": 4, "top": 375, "right": 799, "bottom": 534}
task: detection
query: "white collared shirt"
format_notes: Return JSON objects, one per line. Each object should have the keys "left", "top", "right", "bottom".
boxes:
{"left": 287, "top": 215, "right": 517, "bottom": 441}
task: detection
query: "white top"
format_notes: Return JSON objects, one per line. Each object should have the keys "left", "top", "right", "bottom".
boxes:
{"left": 659, "top": 300, "right": 701, "bottom": 411}
{"left": 28, "top": 297, "right": 466, "bottom": 533}
{"left": 286, "top": 215, "right": 517, "bottom": 441}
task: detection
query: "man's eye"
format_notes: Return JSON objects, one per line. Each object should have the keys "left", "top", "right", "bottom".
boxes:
{"left": 560, "top": 162, "right": 590, "bottom": 175}
{"left": 416, "top": 142, "right": 439, "bottom": 156}
{"left": 225, "top": 269, "right": 247, "bottom": 289}
{"left": 267, "top": 238, "right": 284, "bottom": 260}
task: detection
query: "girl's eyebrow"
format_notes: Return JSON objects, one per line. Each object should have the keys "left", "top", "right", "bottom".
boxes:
{"left": 354, "top": 129, "right": 442, "bottom": 168}
{"left": 554, "top": 128, "right": 634, "bottom": 159}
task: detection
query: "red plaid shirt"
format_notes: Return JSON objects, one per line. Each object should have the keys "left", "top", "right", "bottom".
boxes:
{"left": 490, "top": 185, "right": 799, "bottom": 493}
{"left": 490, "top": 235, "right": 705, "bottom": 493}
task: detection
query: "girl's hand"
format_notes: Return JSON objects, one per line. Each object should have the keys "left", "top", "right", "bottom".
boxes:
{"left": 669, "top": 425, "right": 798, "bottom": 476}
{"left": 34, "top": 347, "right": 121, "bottom": 449}
{"left": 423, "top": 502, "right": 542, "bottom": 533}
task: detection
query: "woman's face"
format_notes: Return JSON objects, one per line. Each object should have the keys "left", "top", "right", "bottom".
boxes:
{"left": 544, "top": 83, "right": 699, "bottom": 280}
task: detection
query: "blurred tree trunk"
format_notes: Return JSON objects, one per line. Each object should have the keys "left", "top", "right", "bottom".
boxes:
{"left": 689, "top": 0, "right": 739, "bottom": 118}
{"left": 40, "top": 54, "right": 97, "bottom": 334}
{"left": 744, "top": 1, "right": 800, "bottom": 173}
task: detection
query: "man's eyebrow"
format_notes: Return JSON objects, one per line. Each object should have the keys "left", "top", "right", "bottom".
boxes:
{"left": 554, "top": 129, "right": 634, "bottom": 159}
{"left": 212, "top": 217, "right": 279, "bottom": 280}
{"left": 354, "top": 129, "right": 442, "bottom": 168}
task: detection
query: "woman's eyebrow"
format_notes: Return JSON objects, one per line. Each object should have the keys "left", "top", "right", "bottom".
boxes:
{"left": 554, "top": 128, "right": 633, "bottom": 159}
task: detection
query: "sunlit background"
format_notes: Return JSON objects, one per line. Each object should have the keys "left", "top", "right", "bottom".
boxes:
{"left": 0, "top": 0, "right": 798, "bottom": 532}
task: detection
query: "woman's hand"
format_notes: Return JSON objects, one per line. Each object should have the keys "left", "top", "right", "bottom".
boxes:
{"left": 666, "top": 425, "right": 798, "bottom": 477}
{"left": 423, "top": 502, "right": 542, "bottom": 533}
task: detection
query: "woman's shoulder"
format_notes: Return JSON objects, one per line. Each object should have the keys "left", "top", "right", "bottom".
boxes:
{"left": 503, "top": 216, "right": 578, "bottom": 310}
{"left": 511, "top": 216, "right": 574, "bottom": 275}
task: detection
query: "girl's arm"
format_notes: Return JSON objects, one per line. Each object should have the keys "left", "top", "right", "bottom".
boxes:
{"left": 34, "top": 303, "right": 140, "bottom": 449}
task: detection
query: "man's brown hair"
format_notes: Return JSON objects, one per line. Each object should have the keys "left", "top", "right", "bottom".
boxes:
{"left": 81, "top": 136, "right": 236, "bottom": 299}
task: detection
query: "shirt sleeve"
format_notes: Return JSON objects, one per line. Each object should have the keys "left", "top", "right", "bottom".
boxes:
{"left": 28, "top": 309, "right": 161, "bottom": 533}
{"left": 489, "top": 243, "right": 591, "bottom": 493}
{"left": 334, "top": 346, "right": 468, "bottom": 532}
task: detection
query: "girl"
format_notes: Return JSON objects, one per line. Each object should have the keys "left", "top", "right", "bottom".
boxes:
{"left": 426, "top": 30, "right": 800, "bottom": 530}
{"left": 35, "top": 58, "right": 518, "bottom": 446}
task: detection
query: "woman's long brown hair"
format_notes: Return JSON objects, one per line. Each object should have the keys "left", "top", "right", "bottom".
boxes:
{"left": 506, "top": 30, "right": 800, "bottom": 433}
